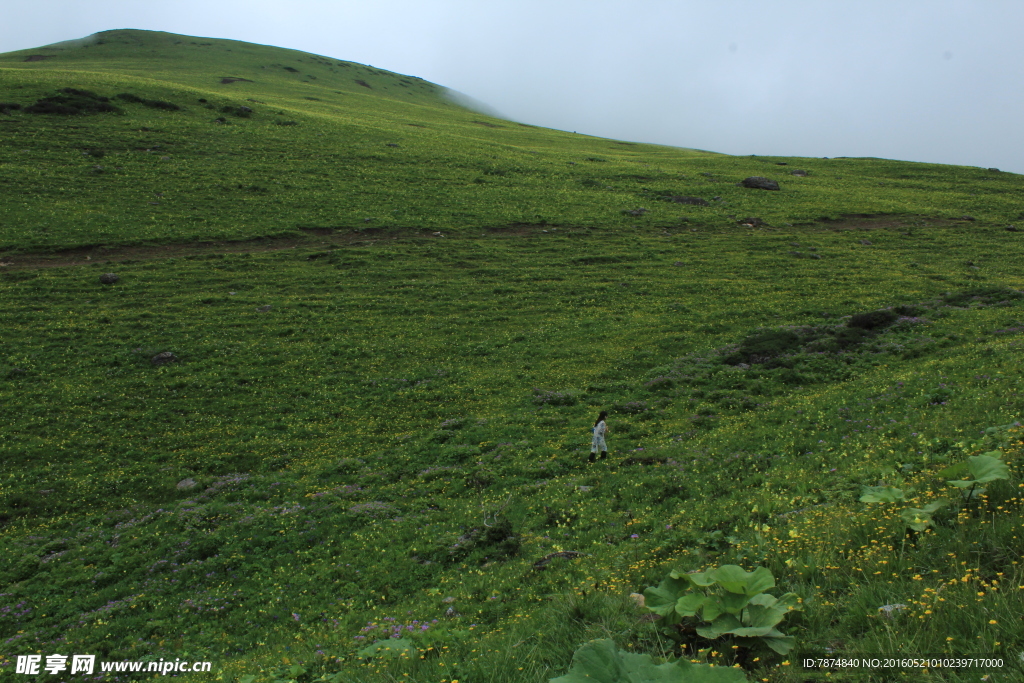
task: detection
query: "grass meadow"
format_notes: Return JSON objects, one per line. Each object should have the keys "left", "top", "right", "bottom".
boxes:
{"left": 2, "top": 29, "right": 1024, "bottom": 683}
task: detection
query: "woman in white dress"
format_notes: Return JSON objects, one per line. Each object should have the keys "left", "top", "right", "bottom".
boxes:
{"left": 590, "top": 411, "right": 609, "bottom": 462}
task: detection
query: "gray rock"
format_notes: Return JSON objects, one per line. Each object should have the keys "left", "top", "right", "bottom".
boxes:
{"left": 737, "top": 363, "right": 750, "bottom": 370}
{"left": 256, "top": 304, "right": 272, "bottom": 313}
{"left": 99, "top": 273, "right": 119, "bottom": 284}
{"left": 1006, "top": 225, "right": 1018, "bottom": 232}
{"left": 790, "top": 169, "right": 808, "bottom": 176}
{"left": 623, "top": 207, "right": 648, "bottom": 216}
{"left": 740, "top": 176, "right": 780, "bottom": 190}
{"left": 988, "top": 168, "right": 1000, "bottom": 172}
{"left": 878, "top": 603, "right": 908, "bottom": 619}
{"left": 673, "top": 261, "right": 685, "bottom": 267}
{"left": 859, "top": 239, "right": 872, "bottom": 245}
{"left": 151, "top": 351, "right": 177, "bottom": 366}
{"left": 176, "top": 477, "right": 197, "bottom": 490}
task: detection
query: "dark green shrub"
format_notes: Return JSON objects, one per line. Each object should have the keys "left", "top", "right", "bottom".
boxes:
{"left": 941, "top": 286, "right": 1023, "bottom": 307}
{"left": 25, "top": 88, "right": 120, "bottom": 115}
{"left": 612, "top": 400, "right": 648, "bottom": 415}
{"left": 220, "top": 105, "right": 252, "bottom": 117}
{"left": 726, "top": 328, "right": 801, "bottom": 364}
{"left": 833, "top": 326, "right": 872, "bottom": 349}
{"left": 644, "top": 375, "right": 674, "bottom": 390}
{"left": 446, "top": 518, "right": 520, "bottom": 565}
{"left": 848, "top": 309, "right": 898, "bottom": 329}
{"left": 894, "top": 304, "right": 924, "bottom": 316}
{"left": 11, "top": 555, "right": 40, "bottom": 582}
{"left": 145, "top": 99, "right": 181, "bottom": 111}
{"left": 533, "top": 389, "right": 578, "bottom": 406}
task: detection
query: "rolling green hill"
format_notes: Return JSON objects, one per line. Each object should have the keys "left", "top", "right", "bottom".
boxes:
{"left": 0, "top": 28, "right": 452, "bottom": 105}
{"left": 2, "top": 30, "right": 1024, "bottom": 683}
{"left": 2, "top": 29, "right": 1023, "bottom": 255}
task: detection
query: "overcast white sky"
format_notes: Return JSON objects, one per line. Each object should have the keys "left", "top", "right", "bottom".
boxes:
{"left": 3, "top": 1, "right": 1022, "bottom": 174}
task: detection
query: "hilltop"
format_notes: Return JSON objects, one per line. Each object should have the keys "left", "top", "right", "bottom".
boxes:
{"left": 0, "top": 28, "right": 451, "bottom": 105}
{"left": 1, "top": 30, "right": 1024, "bottom": 683}
{"left": 2, "top": 29, "right": 1022, "bottom": 257}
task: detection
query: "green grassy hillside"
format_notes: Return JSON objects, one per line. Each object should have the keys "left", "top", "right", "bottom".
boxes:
{"left": 2, "top": 29, "right": 1023, "bottom": 254}
{"left": 2, "top": 30, "right": 1024, "bottom": 683}
{"left": 0, "top": 28, "right": 451, "bottom": 105}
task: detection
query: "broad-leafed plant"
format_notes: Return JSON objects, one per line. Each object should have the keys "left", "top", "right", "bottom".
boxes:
{"left": 643, "top": 565, "right": 800, "bottom": 655}
{"left": 550, "top": 639, "right": 747, "bottom": 683}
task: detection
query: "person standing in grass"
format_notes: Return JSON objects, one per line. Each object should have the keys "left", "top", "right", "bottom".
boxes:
{"left": 590, "top": 411, "right": 609, "bottom": 463}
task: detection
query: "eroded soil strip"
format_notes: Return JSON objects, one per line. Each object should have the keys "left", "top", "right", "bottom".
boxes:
{"left": 0, "top": 216, "right": 969, "bottom": 271}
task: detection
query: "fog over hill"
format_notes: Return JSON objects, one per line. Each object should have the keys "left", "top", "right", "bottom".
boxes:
{"left": 2, "top": 1, "right": 1023, "bottom": 173}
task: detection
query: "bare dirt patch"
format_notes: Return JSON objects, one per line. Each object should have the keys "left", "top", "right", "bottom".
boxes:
{"left": 219, "top": 77, "right": 253, "bottom": 84}
{"left": 484, "top": 223, "right": 552, "bottom": 237}
{"left": 809, "top": 215, "right": 959, "bottom": 232}
{"left": 0, "top": 223, "right": 574, "bottom": 271}
{"left": 0, "top": 216, "right": 979, "bottom": 272}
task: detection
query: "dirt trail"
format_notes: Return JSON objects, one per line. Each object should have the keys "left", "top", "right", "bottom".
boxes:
{"left": 0, "top": 228, "right": 419, "bottom": 271}
{"left": 0, "top": 216, "right": 969, "bottom": 271}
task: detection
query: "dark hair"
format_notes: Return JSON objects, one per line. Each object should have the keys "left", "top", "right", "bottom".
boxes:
{"left": 594, "top": 411, "right": 608, "bottom": 427}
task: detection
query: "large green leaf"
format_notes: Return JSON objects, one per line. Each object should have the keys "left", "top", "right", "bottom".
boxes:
{"left": 680, "top": 568, "right": 718, "bottom": 588}
{"left": 707, "top": 566, "right": 774, "bottom": 596}
{"left": 967, "top": 453, "right": 1009, "bottom": 483}
{"left": 946, "top": 453, "right": 1009, "bottom": 487}
{"left": 718, "top": 591, "right": 751, "bottom": 616}
{"left": 549, "top": 639, "right": 746, "bottom": 683}
{"left": 758, "top": 629, "right": 797, "bottom": 655}
{"left": 675, "top": 593, "right": 708, "bottom": 618}
{"left": 742, "top": 592, "right": 801, "bottom": 630}
{"left": 900, "top": 500, "right": 945, "bottom": 531}
{"left": 645, "top": 574, "right": 691, "bottom": 618}
{"left": 859, "top": 485, "right": 906, "bottom": 503}
{"left": 935, "top": 461, "right": 969, "bottom": 479}
{"left": 696, "top": 613, "right": 742, "bottom": 639}
{"left": 728, "top": 625, "right": 776, "bottom": 638}
{"left": 749, "top": 592, "right": 801, "bottom": 611}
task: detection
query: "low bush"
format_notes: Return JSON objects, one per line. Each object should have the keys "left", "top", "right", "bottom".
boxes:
{"left": 25, "top": 88, "right": 120, "bottom": 115}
